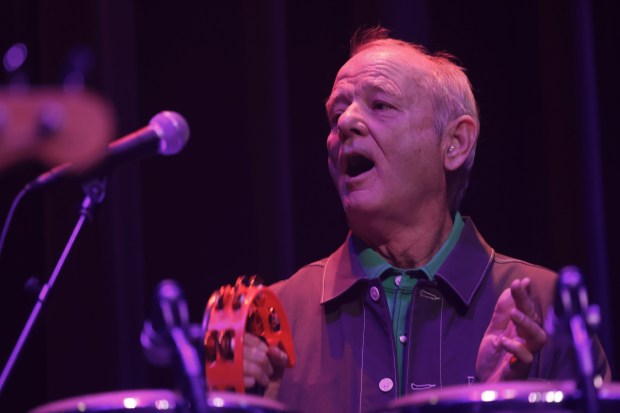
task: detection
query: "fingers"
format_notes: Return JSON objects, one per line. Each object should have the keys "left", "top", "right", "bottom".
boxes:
{"left": 510, "top": 278, "right": 540, "bottom": 324}
{"left": 267, "top": 345, "right": 289, "bottom": 368}
{"left": 266, "top": 346, "right": 289, "bottom": 381}
{"left": 498, "top": 336, "right": 533, "bottom": 379}
{"left": 243, "top": 334, "right": 290, "bottom": 388}
{"left": 500, "top": 336, "right": 533, "bottom": 364}
{"left": 477, "top": 278, "right": 548, "bottom": 382}
{"left": 486, "top": 288, "right": 514, "bottom": 333}
{"left": 244, "top": 334, "right": 274, "bottom": 388}
{"left": 509, "top": 278, "right": 546, "bottom": 346}
{"left": 510, "top": 307, "right": 547, "bottom": 352}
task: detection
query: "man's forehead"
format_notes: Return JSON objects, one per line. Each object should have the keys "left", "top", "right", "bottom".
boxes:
{"left": 332, "top": 45, "right": 431, "bottom": 92}
{"left": 327, "top": 44, "right": 430, "bottom": 106}
{"left": 338, "top": 44, "right": 430, "bottom": 77}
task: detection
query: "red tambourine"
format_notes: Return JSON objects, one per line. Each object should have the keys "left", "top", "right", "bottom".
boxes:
{"left": 203, "top": 275, "right": 295, "bottom": 393}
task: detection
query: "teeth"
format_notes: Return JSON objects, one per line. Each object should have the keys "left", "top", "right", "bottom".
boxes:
{"left": 346, "top": 154, "right": 374, "bottom": 177}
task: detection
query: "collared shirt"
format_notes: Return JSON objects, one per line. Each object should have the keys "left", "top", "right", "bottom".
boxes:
{"left": 270, "top": 217, "right": 609, "bottom": 413}
{"left": 351, "top": 212, "right": 465, "bottom": 394}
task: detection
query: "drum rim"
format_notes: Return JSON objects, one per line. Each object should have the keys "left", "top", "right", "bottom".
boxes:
{"left": 28, "top": 388, "right": 182, "bottom": 413}
{"left": 389, "top": 380, "right": 579, "bottom": 408}
{"left": 207, "top": 390, "right": 294, "bottom": 411}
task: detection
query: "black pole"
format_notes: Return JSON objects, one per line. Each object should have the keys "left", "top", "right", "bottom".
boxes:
{"left": 571, "top": 0, "right": 614, "bottom": 368}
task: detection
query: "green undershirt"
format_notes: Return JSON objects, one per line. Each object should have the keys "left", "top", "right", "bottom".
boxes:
{"left": 352, "top": 212, "right": 465, "bottom": 395}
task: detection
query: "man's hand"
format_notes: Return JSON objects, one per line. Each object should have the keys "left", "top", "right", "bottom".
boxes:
{"left": 476, "top": 278, "right": 547, "bottom": 382}
{"left": 243, "top": 333, "right": 289, "bottom": 389}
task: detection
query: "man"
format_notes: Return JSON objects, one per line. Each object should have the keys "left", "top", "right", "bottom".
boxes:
{"left": 242, "top": 28, "right": 610, "bottom": 412}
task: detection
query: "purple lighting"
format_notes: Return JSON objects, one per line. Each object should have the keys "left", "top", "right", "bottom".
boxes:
{"left": 3, "top": 43, "right": 27, "bottom": 72}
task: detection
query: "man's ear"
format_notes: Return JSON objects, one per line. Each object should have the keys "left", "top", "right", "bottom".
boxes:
{"left": 442, "top": 115, "right": 478, "bottom": 172}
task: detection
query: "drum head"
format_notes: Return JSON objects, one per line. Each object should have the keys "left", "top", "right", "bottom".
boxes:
{"left": 380, "top": 381, "right": 620, "bottom": 413}
{"left": 599, "top": 382, "right": 620, "bottom": 411}
{"left": 28, "top": 389, "right": 183, "bottom": 413}
{"left": 207, "top": 391, "right": 295, "bottom": 412}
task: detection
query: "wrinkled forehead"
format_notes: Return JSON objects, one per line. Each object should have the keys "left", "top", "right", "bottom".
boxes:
{"left": 333, "top": 44, "right": 432, "bottom": 86}
{"left": 325, "top": 46, "right": 434, "bottom": 117}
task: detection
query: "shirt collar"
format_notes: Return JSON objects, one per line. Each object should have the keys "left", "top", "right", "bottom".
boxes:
{"left": 352, "top": 212, "right": 465, "bottom": 280}
{"left": 434, "top": 218, "right": 494, "bottom": 306}
{"left": 320, "top": 216, "right": 493, "bottom": 307}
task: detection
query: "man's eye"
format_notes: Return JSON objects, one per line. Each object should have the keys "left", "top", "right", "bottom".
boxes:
{"left": 330, "top": 112, "right": 342, "bottom": 126}
{"left": 373, "top": 101, "right": 393, "bottom": 111}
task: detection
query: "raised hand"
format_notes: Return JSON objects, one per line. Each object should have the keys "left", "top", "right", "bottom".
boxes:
{"left": 476, "top": 278, "right": 548, "bottom": 382}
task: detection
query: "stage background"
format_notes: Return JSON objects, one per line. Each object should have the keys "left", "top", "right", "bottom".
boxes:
{"left": 1, "top": 1, "right": 618, "bottom": 410}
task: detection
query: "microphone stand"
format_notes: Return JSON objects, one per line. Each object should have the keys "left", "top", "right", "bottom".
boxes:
{"left": 142, "top": 280, "right": 208, "bottom": 413}
{"left": 169, "top": 326, "right": 208, "bottom": 413}
{"left": 0, "top": 178, "right": 107, "bottom": 396}
{"left": 558, "top": 266, "right": 600, "bottom": 413}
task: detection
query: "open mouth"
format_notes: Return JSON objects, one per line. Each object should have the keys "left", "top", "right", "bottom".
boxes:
{"left": 345, "top": 154, "right": 375, "bottom": 177}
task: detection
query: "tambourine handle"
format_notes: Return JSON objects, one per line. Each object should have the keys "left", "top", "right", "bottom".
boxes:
{"left": 203, "top": 275, "right": 295, "bottom": 393}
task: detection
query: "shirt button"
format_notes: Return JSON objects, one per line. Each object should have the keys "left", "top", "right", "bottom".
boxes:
{"left": 370, "top": 286, "right": 380, "bottom": 301}
{"left": 394, "top": 275, "right": 402, "bottom": 287}
{"left": 379, "top": 378, "right": 394, "bottom": 392}
{"left": 399, "top": 335, "right": 408, "bottom": 344}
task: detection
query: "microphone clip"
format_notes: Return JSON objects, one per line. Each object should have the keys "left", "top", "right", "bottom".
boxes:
{"left": 79, "top": 178, "right": 107, "bottom": 221}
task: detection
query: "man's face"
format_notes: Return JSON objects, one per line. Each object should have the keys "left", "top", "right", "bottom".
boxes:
{"left": 326, "top": 45, "right": 447, "bottom": 228}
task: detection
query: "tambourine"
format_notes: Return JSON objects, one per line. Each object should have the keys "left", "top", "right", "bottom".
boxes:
{"left": 203, "top": 275, "right": 295, "bottom": 393}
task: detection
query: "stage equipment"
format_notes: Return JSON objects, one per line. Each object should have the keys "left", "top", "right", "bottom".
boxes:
{"left": 28, "top": 389, "right": 185, "bottom": 413}
{"left": 139, "top": 278, "right": 295, "bottom": 412}
{"left": 28, "top": 389, "right": 297, "bottom": 413}
{"left": 0, "top": 111, "right": 190, "bottom": 396}
{"left": 25, "top": 110, "right": 189, "bottom": 190}
{"left": 141, "top": 280, "right": 208, "bottom": 413}
{"left": 203, "top": 275, "right": 296, "bottom": 394}
{"left": 555, "top": 266, "right": 603, "bottom": 413}
{"left": 376, "top": 381, "right": 620, "bottom": 413}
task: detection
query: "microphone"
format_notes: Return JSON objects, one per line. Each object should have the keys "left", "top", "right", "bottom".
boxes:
{"left": 141, "top": 279, "right": 192, "bottom": 366}
{"left": 141, "top": 279, "right": 208, "bottom": 413}
{"left": 555, "top": 266, "right": 600, "bottom": 413}
{"left": 25, "top": 110, "right": 189, "bottom": 191}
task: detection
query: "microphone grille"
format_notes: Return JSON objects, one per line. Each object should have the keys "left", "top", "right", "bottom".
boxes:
{"left": 149, "top": 111, "right": 190, "bottom": 155}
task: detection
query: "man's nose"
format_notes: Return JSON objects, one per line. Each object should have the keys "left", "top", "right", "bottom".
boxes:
{"left": 337, "top": 104, "right": 368, "bottom": 140}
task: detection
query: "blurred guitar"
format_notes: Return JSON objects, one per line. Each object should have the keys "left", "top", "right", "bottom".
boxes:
{"left": 0, "top": 87, "right": 115, "bottom": 174}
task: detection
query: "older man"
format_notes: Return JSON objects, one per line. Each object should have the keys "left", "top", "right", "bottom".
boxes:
{"left": 242, "top": 28, "right": 610, "bottom": 412}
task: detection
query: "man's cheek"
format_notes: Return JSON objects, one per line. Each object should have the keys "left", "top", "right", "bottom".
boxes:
{"left": 327, "top": 158, "right": 339, "bottom": 185}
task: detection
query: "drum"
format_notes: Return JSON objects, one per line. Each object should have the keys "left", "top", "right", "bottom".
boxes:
{"left": 28, "top": 389, "right": 296, "bottom": 413}
{"left": 379, "top": 381, "right": 620, "bottom": 413}
{"left": 28, "top": 389, "right": 184, "bottom": 412}
{"left": 207, "top": 391, "right": 296, "bottom": 412}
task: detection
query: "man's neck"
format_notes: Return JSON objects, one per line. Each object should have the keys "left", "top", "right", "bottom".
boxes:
{"left": 351, "top": 209, "right": 454, "bottom": 269}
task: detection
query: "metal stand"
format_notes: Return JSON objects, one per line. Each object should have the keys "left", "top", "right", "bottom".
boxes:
{"left": 0, "top": 178, "right": 106, "bottom": 396}
{"left": 141, "top": 280, "right": 208, "bottom": 413}
{"left": 557, "top": 266, "right": 600, "bottom": 413}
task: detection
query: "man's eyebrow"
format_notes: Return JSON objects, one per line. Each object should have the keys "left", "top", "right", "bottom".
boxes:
{"left": 325, "top": 90, "right": 348, "bottom": 115}
{"left": 325, "top": 78, "right": 402, "bottom": 115}
{"left": 325, "top": 95, "right": 338, "bottom": 114}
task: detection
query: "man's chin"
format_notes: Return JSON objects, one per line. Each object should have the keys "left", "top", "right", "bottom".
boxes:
{"left": 342, "top": 193, "right": 380, "bottom": 220}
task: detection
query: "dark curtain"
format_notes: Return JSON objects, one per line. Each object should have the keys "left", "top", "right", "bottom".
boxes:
{"left": 0, "top": 1, "right": 618, "bottom": 411}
